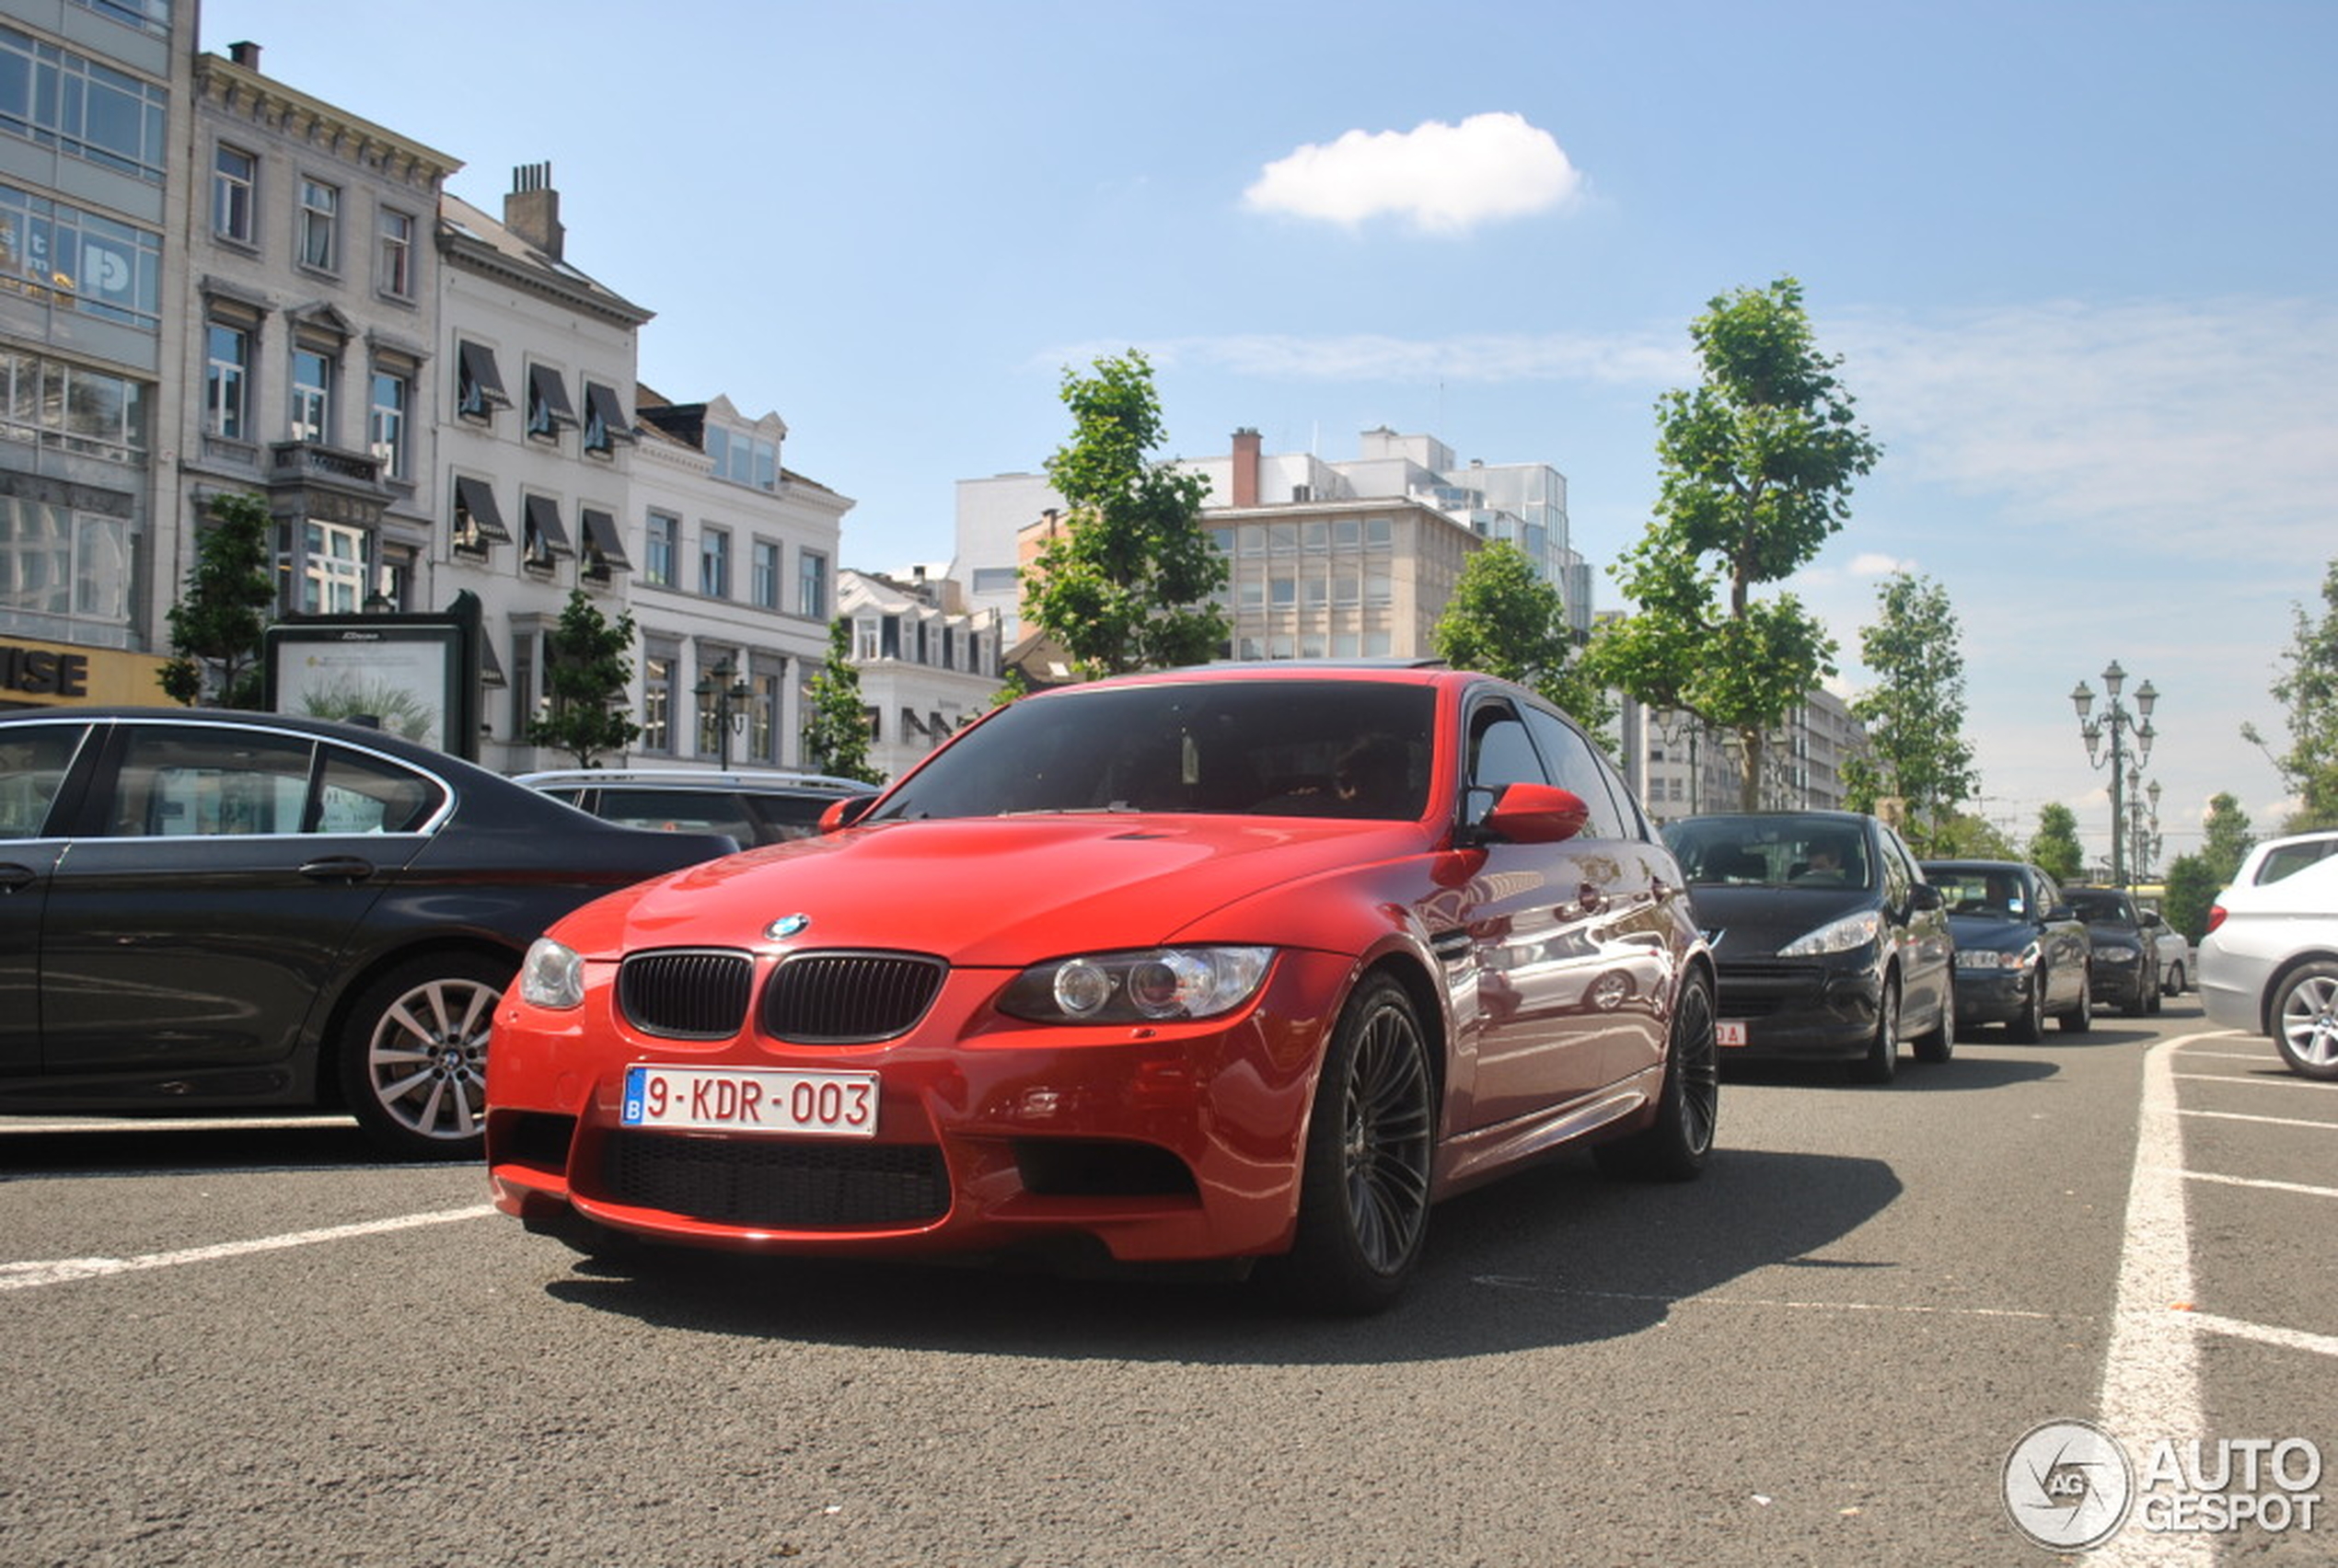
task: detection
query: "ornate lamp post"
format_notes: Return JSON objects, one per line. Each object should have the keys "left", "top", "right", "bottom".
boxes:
{"left": 2070, "top": 662, "right": 2158, "bottom": 888}
{"left": 2127, "top": 776, "right": 2164, "bottom": 885}
{"left": 693, "top": 655, "right": 752, "bottom": 769}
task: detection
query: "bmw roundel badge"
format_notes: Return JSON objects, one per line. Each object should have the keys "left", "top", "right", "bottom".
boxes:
{"left": 767, "top": 914, "right": 812, "bottom": 940}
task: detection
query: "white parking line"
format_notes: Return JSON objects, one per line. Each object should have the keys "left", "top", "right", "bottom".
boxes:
{"left": 2187, "top": 1312, "right": 2338, "bottom": 1359}
{"left": 2181, "top": 1170, "right": 2338, "bottom": 1200}
{"left": 2172, "top": 1072, "right": 2338, "bottom": 1090}
{"left": 0, "top": 1205, "right": 496, "bottom": 1292}
{"left": 2178, "top": 1109, "right": 2335, "bottom": 1130}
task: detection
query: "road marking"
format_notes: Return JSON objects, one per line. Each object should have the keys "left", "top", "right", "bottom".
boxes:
{"left": 1470, "top": 1277, "right": 2075, "bottom": 1321}
{"left": 2172, "top": 1072, "right": 2338, "bottom": 1090}
{"left": 2187, "top": 1312, "right": 2338, "bottom": 1359}
{"left": 2095, "top": 1032, "right": 2213, "bottom": 1568}
{"left": 0, "top": 1205, "right": 496, "bottom": 1292}
{"left": 0, "top": 1114, "right": 361, "bottom": 1135}
{"left": 2173, "top": 1050, "right": 2282, "bottom": 1064}
{"left": 2177, "top": 1109, "right": 2337, "bottom": 1130}
{"left": 2180, "top": 1169, "right": 2338, "bottom": 1200}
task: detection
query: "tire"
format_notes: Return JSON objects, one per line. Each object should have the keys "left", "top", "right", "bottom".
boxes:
{"left": 2166, "top": 963, "right": 2187, "bottom": 997}
{"left": 338, "top": 951, "right": 514, "bottom": 1160}
{"left": 1596, "top": 968, "right": 1718, "bottom": 1181}
{"left": 2143, "top": 969, "right": 2163, "bottom": 1016}
{"left": 2008, "top": 974, "right": 2045, "bottom": 1044}
{"left": 1914, "top": 974, "right": 1956, "bottom": 1065}
{"left": 2270, "top": 961, "right": 2338, "bottom": 1081}
{"left": 1268, "top": 975, "right": 1436, "bottom": 1314}
{"left": 2059, "top": 971, "right": 2094, "bottom": 1034}
{"left": 1852, "top": 974, "right": 1901, "bottom": 1084}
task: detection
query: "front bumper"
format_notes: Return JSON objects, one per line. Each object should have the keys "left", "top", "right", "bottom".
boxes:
{"left": 1954, "top": 964, "right": 2035, "bottom": 1024}
{"left": 486, "top": 948, "right": 1355, "bottom": 1264}
{"left": 1712, "top": 959, "right": 1882, "bottom": 1058}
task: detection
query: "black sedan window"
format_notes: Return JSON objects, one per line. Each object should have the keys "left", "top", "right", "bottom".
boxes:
{"left": 107, "top": 726, "right": 316, "bottom": 836}
{"left": 317, "top": 745, "right": 443, "bottom": 833}
{"left": 0, "top": 722, "right": 84, "bottom": 838}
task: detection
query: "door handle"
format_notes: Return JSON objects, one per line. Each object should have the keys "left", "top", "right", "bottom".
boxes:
{"left": 0, "top": 862, "right": 34, "bottom": 894}
{"left": 298, "top": 856, "right": 376, "bottom": 883}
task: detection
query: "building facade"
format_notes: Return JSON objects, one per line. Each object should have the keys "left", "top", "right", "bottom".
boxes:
{"left": 1619, "top": 687, "right": 1871, "bottom": 822}
{"left": 838, "top": 565, "right": 1001, "bottom": 781}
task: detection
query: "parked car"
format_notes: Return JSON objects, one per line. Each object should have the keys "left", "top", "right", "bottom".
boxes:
{"left": 515, "top": 767, "right": 876, "bottom": 847}
{"left": 1919, "top": 860, "right": 2093, "bottom": 1041}
{"left": 488, "top": 663, "right": 1718, "bottom": 1312}
{"left": 1661, "top": 810, "right": 1952, "bottom": 1083}
{"left": 2199, "top": 832, "right": 2338, "bottom": 1079}
{"left": 2061, "top": 885, "right": 2162, "bottom": 1016}
{"left": 0, "top": 709, "right": 736, "bottom": 1159}
{"left": 2135, "top": 897, "right": 2192, "bottom": 996}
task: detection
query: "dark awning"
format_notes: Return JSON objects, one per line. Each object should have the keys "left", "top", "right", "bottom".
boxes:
{"left": 579, "top": 507, "right": 631, "bottom": 571}
{"left": 452, "top": 475, "right": 511, "bottom": 544}
{"left": 457, "top": 341, "right": 511, "bottom": 408}
{"left": 523, "top": 493, "right": 573, "bottom": 558}
{"left": 584, "top": 382, "right": 636, "bottom": 445}
{"left": 478, "top": 632, "right": 507, "bottom": 689}
{"left": 528, "top": 364, "right": 577, "bottom": 431}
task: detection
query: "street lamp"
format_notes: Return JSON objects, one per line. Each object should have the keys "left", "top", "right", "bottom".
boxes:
{"left": 2127, "top": 775, "right": 2165, "bottom": 886}
{"left": 2070, "top": 661, "right": 2159, "bottom": 889}
{"left": 693, "top": 655, "right": 752, "bottom": 769}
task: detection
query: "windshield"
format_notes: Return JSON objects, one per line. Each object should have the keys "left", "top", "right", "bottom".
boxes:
{"left": 2065, "top": 890, "right": 2136, "bottom": 923}
{"left": 868, "top": 680, "right": 1437, "bottom": 823}
{"left": 1663, "top": 814, "right": 1875, "bottom": 891}
{"left": 1926, "top": 865, "right": 2030, "bottom": 918}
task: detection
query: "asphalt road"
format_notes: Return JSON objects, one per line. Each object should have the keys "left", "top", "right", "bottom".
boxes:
{"left": 3, "top": 997, "right": 2332, "bottom": 1567}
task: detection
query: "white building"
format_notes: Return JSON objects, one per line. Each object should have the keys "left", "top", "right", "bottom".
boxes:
{"left": 838, "top": 566, "right": 1001, "bottom": 781}
{"left": 1619, "top": 688, "right": 1871, "bottom": 822}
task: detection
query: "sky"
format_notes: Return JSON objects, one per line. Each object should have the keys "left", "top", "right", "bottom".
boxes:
{"left": 198, "top": 0, "right": 2337, "bottom": 868}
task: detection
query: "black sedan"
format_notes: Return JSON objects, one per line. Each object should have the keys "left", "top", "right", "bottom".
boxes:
{"left": 1919, "top": 860, "right": 2093, "bottom": 1040}
{"left": 1663, "top": 811, "right": 1953, "bottom": 1083}
{"left": 2062, "top": 885, "right": 2161, "bottom": 1016}
{"left": 0, "top": 708, "right": 735, "bottom": 1159}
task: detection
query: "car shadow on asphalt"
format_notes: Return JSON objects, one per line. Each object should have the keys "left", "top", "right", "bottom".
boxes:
{"left": 0, "top": 1118, "right": 411, "bottom": 1174}
{"left": 1719, "top": 1055, "right": 2061, "bottom": 1091}
{"left": 536, "top": 1145, "right": 1904, "bottom": 1364}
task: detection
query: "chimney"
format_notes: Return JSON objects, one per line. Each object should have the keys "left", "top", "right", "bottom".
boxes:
{"left": 1232, "top": 427, "right": 1261, "bottom": 509}
{"left": 227, "top": 40, "right": 261, "bottom": 70}
{"left": 504, "top": 163, "right": 564, "bottom": 261}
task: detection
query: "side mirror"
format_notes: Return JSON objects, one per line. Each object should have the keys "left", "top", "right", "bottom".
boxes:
{"left": 2045, "top": 903, "right": 2077, "bottom": 924}
{"left": 2140, "top": 910, "right": 2164, "bottom": 928}
{"left": 818, "top": 794, "right": 879, "bottom": 834}
{"left": 1910, "top": 883, "right": 1944, "bottom": 912}
{"left": 1482, "top": 782, "right": 1591, "bottom": 845}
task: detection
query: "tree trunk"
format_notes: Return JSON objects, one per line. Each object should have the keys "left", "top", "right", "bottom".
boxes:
{"left": 1737, "top": 727, "right": 1765, "bottom": 811}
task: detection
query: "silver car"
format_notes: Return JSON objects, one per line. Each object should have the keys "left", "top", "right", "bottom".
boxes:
{"left": 2197, "top": 831, "right": 2338, "bottom": 1078}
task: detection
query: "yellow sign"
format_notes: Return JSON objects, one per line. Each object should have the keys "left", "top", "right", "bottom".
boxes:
{"left": 0, "top": 635, "right": 172, "bottom": 707}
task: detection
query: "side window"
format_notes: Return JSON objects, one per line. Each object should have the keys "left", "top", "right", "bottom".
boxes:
{"left": 317, "top": 746, "right": 442, "bottom": 834}
{"left": 0, "top": 723, "right": 88, "bottom": 838}
{"left": 106, "top": 727, "right": 316, "bottom": 837}
{"left": 1467, "top": 701, "right": 1546, "bottom": 793}
{"left": 1522, "top": 706, "right": 1628, "bottom": 840}
{"left": 1880, "top": 833, "right": 1914, "bottom": 906}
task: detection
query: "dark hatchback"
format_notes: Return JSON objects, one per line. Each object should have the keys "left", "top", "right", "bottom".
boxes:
{"left": 1663, "top": 811, "right": 1953, "bottom": 1083}
{"left": 1919, "top": 860, "right": 2093, "bottom": 1040}
{"left": 0, "top": 709, "right": 735, "bottom": 1159}
{"left": 2061, "top": 885, "right": 2162, "bottom": 1017}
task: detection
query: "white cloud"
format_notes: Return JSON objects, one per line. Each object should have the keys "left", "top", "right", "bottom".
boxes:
{"left": 1243, "top": 112, "right": 1584, "bottom": 235}
{"left": 1848, "top": 552, "right": 1910, "bottom": 577}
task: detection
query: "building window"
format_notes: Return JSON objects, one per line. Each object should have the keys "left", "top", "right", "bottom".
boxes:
{"left": 582, "top": 382, "right": 631, "bottom": 455}
{"left": 376, "top": 208, "right": 413, "bottom": 299}
{"left": 203, "top": 324, "right": 248, "bottom": 440}
{"left": 367, "top": 369, "right": 408, "bottom": 477}
{"left": 854, "top": 618, "right": 878, "bottom": 661}
{"left": 0, "top": 30, "right": 168, "bottom": 182}
{"left": 578, "top": 508, "right": 630, "bottom": 582}
{"left": 451, "top": 476, "right": 510, "bottom": 556}
{"left": 703, "top": 425, "right": 779, "bottom": 490}
{"left": 798, "top": 550, "right": 828, "bottom": 618}
{"left": 455, "top": 340, "right": 510, "bottom": 421}
{"left": 0, "top": 348, "right": 149, "bottom": 461}
{"left": 521, "top": 495, "right": 573, "bottom": 571}
{"left": 293, "top": 518, "right": 368, "bottom": 615}
{"left": 70, "top": 0, "right": 173, "bottom": 39}
{"left": 699, "top": 525, "right": 730, "bottom": 598}
{"left": 750, "top": 539, "right": 780, "bottom": 610}
{"left": 0, "top": 494, "right": 128, "bottom": 625}
{"left": 0, "top": 182, "right": 165, "bottom": 331}
{"left": 296, "top": 178, "right": 338, "bottom": 271}
{"left": 641, "top": 650, "right": 677, "bottom": 755}
{"left": 642, "top": 511, "right": 677, "bottom": 586}
{"left": 289, "top": 349, "right": 330, "bottom": 444}
{"left": 525, "top": 363, "right": 576, "bottom": 441}
{"left": 212, "top": 144, "right": 256, "bottom": 244}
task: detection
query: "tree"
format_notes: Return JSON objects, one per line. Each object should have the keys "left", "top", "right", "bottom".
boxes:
{"left": 1840, "top": 571, "right": 1975, "bottom": 855}
{"left": 1432, "top": 539, "right": 1615, "bottom": 732}
{"left": 2240, "top": 556, "right": 2338, "bottom": 831}
{"left": 2198, "top": 790, "right": 2256, "bottom": 884}
{"left": 1583, "top": 278, "right": 1881, "bottom": 809}
{"left": 2160, "top": 853, "right": 2221, "bottom": 946}
{"left": 1024, "top": 351, "right": 1227, "bottom": 678}
{"left": 160, "top": 490, "right": 274, "bottom": 708}
{"left": 525, "top": 589, "right": 642, "bottom": 767}
{"left": 801, "top": 617, "right": 882, "bottom": 784}
{"left": 2029, "top": 803, "right": 2087, "bottom": 883}
{"left": 1927, "top": 811, "right": 2017, "bottom": 860}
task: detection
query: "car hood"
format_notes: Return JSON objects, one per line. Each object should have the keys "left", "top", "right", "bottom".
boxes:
{"left": 1683, "top": 884, "right": 1880, "bottom": 957}
{"left": 1946, "top": 914, "right": 2045, "bottom": 954}
{"left": 2081, "top": 921, "right": 2147, "bottom": 951}
{"left": 548, "top": 813, "right": 1430, "bottom": 964}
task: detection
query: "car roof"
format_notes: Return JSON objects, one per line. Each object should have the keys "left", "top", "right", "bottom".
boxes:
{"left": 514, "top": 767, "right": 870, "bottom": 792}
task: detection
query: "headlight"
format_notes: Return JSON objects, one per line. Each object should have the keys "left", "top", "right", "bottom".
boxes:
{"left": 2098, "top": 947, "right": 2138, "bottom": 965}
{"left": 1778, "top": 911, "right": 1881, "bottom": 958}
{"left": 1000, "top": 946, "right": 1275, "bottom": 1024}
{"left": 518, "top": 937, "right": 585, "bottom": 1009}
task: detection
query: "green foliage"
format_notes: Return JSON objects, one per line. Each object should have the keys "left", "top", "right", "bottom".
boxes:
{"left": 1584, "top": 277, "right": 1881, "bottom": 809}
{"left": 160, "top": 490, "right": 274, "bottom": 708}
{"left": 802, "top": 617, "right": 883, "bottom": 785}
{"left": 2242, "top": 556, "right": 2338, "bottom": 831}
{"left": 1926, "top": 811, "right": 2016, "bottom": 860}
{"left": 1840, "top": 572, "right": 1976, "bottom": 855}
{"left": 2028, "top": 802, "right": 2087, "bottom": 883}
{"left": 2160, "top": 853, "right": 2221, "bottom": 946}
{"left": 990, "top": 664, "right": 1031, "bottom": 708}
{"left": 1432, "top": 540, "right": 1615, "bottom": 732}
{"left": 525, "top": 590, "right": 642, "bottom": 767}
{"left": 1024, "top": 351, "right": 1228, "bottom": 679}
{"left": 2198, "top": 790, "right": 2256, "bottom": 884}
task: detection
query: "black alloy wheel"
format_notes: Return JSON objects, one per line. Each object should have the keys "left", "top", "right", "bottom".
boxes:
{"left": 1854, "top": 974, "right": 1902, "bottom": 1084}
{"left": 1596, "top": 968, "right": 1719, "bottom": 1181}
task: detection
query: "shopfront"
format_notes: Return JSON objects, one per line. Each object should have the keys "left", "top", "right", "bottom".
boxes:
{"left": 0, "top": 635, "right": 171, "bottom": 709}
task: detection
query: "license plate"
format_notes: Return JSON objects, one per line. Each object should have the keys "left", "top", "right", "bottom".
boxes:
{"left": 1717, "top": 1020, "right": 1749, "bottom": 1048}
{"left": 621, "top": 1066, "right": 879, "bottom": 1137}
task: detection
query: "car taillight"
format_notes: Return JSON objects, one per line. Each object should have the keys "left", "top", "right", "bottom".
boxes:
{"left": 2205, "top": 905, "right": 2227, "bottom": 934}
